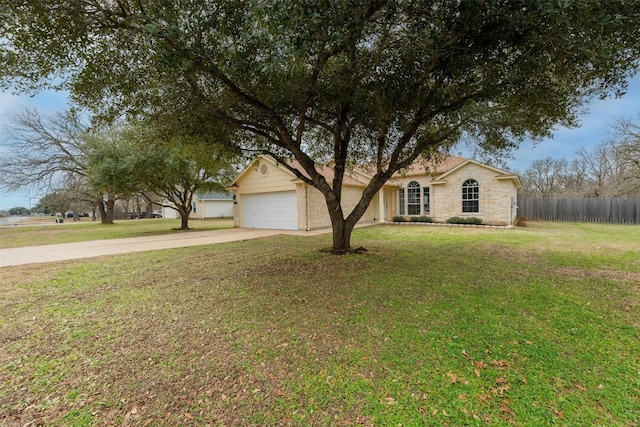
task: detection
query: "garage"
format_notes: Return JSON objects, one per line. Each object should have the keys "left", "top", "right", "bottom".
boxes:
{"left": 241, "top": 191, "right": 298, "bottom": 230}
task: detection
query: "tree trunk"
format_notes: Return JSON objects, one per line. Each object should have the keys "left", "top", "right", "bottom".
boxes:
{"left": 180, "top": 214, "right": 189, "bottom": 230}
{"left": 105, "top": 197, "right": 115, "bottom": 224}
{"left": 330, "top": 216, "right": 354, "bottom": 254}
{"left": 176, "top": 203, "right": 191, "bottom": 230}
{"left": 99, "top": 193, "right": 116, "bottom": 224}
{"left": 325, "top": 174, "right": 388, "bottom": 254}
{"left": 326, "top": 194, "right": 356, "bottom": 254}
{"left": 97, "top": 198, "right": 107, "bottom": 223}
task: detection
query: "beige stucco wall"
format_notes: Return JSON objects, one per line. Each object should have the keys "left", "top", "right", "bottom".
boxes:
{"left": 391, "top": 163, "right": 518, "bottom": 226}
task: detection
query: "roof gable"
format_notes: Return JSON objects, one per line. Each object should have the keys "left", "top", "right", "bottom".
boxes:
{"left": 228, "top": 155, "right": 297, "bottom": 187}
{"left": 390, "top": 155, "right": 467, "bottom": 177}
{"left": 230, "top": 155, "right": 369, "bottom": 188}
{"left": 433, "top": 159, "right": 521, "bottom": 188}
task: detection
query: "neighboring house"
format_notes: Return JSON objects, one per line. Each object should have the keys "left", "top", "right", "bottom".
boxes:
{"left": 160, "top": 192, "right": 234, "bottom": 219}
{"left": 190, "top": 191, "right": 234, "bottom": 219}
{"left": 227, "top": 154, "right": 521, "bottom": 230}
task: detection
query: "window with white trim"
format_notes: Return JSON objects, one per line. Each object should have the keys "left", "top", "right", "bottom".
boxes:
{"left": 423, "top": 187, "right": 430, "bottom": 213}
{"left": 398, "top": 182, "right": 430, "bottom": 216}
{"left": 407, "top": 181, "right": 421, "bottom": 215}
{"left": 462, "top": 179, "right": 479, "bottom": 213}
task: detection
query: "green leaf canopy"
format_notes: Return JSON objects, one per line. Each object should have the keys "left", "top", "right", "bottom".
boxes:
{"left": 2, "top": 0, "right": 639, "bottom": 250}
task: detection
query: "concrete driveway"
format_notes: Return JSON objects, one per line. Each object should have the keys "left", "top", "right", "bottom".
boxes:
{"left": 0, "top": 227, "right": 335, "bottom": 268}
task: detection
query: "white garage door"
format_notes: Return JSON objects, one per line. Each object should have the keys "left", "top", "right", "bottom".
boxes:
{"left": 242, "top": 191, "right": 298, "bottom": 230}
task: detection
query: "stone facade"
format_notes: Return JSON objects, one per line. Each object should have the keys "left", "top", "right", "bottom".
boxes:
{"left": 391, "top": 160, "right": 519, "bottom": 226}
{"left": 229, "top": 155, "right": 520, "bottom": 229}
{"left": 297, "top": 184, "right": 378, "bottom": 230}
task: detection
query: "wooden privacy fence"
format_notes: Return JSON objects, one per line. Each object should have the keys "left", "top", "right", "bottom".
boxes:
{"left": 517, "top": 197, "right": 640, "bottom": 224}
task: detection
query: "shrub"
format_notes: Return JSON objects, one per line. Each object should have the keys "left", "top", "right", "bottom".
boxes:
{"left": 413, "top": 216, "right": 433, "bottom": 223}
{"left": 446, "top": 216, "right": 483, "bottom": 225}
{"left": 392, "top": 216, "right": 407, "bottom": 222}
{"left": 464, "top": 217, "right": 483, "bottom": 225}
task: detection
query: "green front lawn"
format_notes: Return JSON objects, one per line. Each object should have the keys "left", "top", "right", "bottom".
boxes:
{"left": 1, "top": 222, "right": 638, "bottom": 425}
{"left": 0, "top": 218, "right": 233, "bottom": 249}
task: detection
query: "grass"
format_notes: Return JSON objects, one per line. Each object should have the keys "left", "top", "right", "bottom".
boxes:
{"left": 0, "top": 218, "right": 233, "bottom": 249}
{"left": 0, "top": 221, "right": 638, "bottom": 425}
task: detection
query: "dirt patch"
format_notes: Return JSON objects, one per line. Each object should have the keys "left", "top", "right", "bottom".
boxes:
{"left": 555, "top": 267, "right": 640, "bottom": 284}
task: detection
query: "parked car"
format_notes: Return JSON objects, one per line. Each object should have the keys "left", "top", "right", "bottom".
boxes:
{"left": 139, "top": 211, "right": 163, "bottom": 218}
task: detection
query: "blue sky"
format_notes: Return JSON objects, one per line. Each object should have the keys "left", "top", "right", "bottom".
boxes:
{"left": 1, "top": 75, "right": 639, "bottom": 211}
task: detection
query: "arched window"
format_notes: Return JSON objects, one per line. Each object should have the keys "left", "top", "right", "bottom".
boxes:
{"left": 462, "top": 179, "right": 479, "bottom": 213}
{"left": 407, "top": 181, "right": 421, "bottom": 215}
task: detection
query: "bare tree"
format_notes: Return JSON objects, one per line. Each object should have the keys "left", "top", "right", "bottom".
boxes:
{"left": 520, "top": 158, "right": 569, "bottom": 198}
{"left": 0, "top": 108, "right": 89, "bottom": 191}
{"left": 612, "top": 114, "right": 640, "bottom": 196}
{"left": 0, "top": 108, "right": 121, "bottom": 223}
{"left": 522, "top": 113, "right": 640, "bottom": 198}
{"left": 573, "top": 141, "right": 619, "bottom": 196}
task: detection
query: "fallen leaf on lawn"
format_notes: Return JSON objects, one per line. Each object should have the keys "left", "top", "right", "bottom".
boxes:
{"left": 491, "top": 360, "right": 509, "bottom": 368}
{"left": 447, "top": 371, "right": 458, "bottom": 384}
{"left": 383, "top": 397, "right": 397, "bottom": 405}
{"left": 474, "top": 360, "right": 487, "bottom": 369}
{"left": 478, "top": 393, "right": 492, "bottom": 402}
{"left": 184, "top": 413, "right": 193, "bottom": 419}
{"left": 520, "top": 376, "right": 528, "bottom": 384}
{"left": 556, "top": 410, "right": 564, "bottom": 419}
{"left": 475, "top": 369, "right": 481, "bottom": 377}
{"left": 500, "top": 401, "right": 515, "bottom": 416}
{"left": 124, "top": 404, "right": 140, "bottom": 421}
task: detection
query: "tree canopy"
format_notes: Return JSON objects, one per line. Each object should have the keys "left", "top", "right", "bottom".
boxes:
{"left": 127, "top": 123, "right": 239, "bottom": 230}
{"left": 2, "top": 0, "right": 639, "bottom": 251}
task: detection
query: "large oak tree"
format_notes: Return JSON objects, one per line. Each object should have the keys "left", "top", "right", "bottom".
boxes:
{"left": 2, "top": 0, "right": 639, "bottom": 252}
